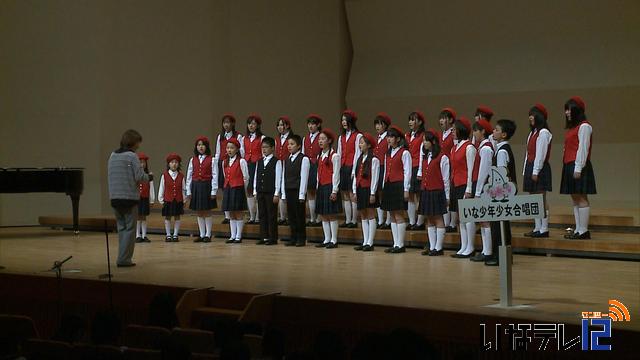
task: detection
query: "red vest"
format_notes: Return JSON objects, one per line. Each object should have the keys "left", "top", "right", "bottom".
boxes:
{"left": 472, "top": 140, "right": 494, "bottom": 181}
{"left": 385, "top": 148, "right": 406, "bottom": 183}
{"left": 224, "top": 158, "right": 244, "bottom": 188}
{"left": 219, "top": 132, "right": 239, "bottom": 161}
{"left": 275, "top": 133, "right": 289, "bottom": 161}
{"left": 243, "top": 134, "right": 262, "bottom": 163}
{"left": 452, "top": 141, "right": 472, "bottom": 187}
{"left": 527, "top": 129, "right": 552, "bottom": 164}
{"left": 304, "top": 133, "right": 321, "bottom": 165}
{"left": 405, "top": 131, "right": 424, "bottom": 167}
{"left": 317, "top": 150, "right": 335, "bottom": 186}
{"left": 163, "top": 172, "right": 184, "bottom": 202}
{"left": 421, "top": 153, "right": 445, "bottom": 191}
{"left": 138, "top": 181, "right": 150, "bottom": 198}
{"left": 355, "top": 155, "right": 372, "bottom": 188}
{"left": 340, "top": 132, "right": 360, "bottom": 166}
{"left": 563, "top": 121, "right": 591, "bottom": 164}
{"left": 191, "top": 155, "right": 213, "bottom": 181}
{"left": 373, "top": 134, "right": 388, "bottom": 162}
{"left": 441, "top": 130, "right": 455, "bottom": 158}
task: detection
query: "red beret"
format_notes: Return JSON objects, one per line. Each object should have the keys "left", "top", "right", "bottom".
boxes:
{"left": 137, "top": 152, "right": 149, "bottom": 161}
{"left": 226, "top": 137, "right": 241, "bottom": 148}
{"left": 570, "top": 96, "right": 585, "bottom": 111}
{"left": 362, "top": 132, "right": 377, "bottom": 147}
{"left": 388, "top": 125, "right": 405, "bottom": 137}
{"left": 247, "top": 113, "right": 262, "bottom": 125}
{"left": 425, "top": 128, "right": 439, "bottom": 139}
{"left": 476, "top": 119, "right": 493, "bottom": 135}
{"left": 165, "top": 153, "right": 181, "bottom": 163}
{"left": 320, "top": 128, "right": 336, "bottom": 142}
{"left": 457, "top": 117, "right": 472, "bottom": 133}
{"left": 375, "top": 112, "right": 392, "bottom": 126}
{"left": 342, "top": 109, "right": 358, "bottom": 122}
{"left": 411, "top": 111, "right": 425, "bottom": 123}
{"left": 278, "top": 116, "right": 291, "bottom": 127}
{"left": 222, "top": 113, "right": 236, "bottom": 122}
{"left": 531, "top": 103, "right": 548, "bottom": 120}
{"left": 441, "top": 107, "right": 457, "bottom": 120}
{"left": 476, "top": 105, "right": 494, "bottom": 118}
{"left": 195, "top": 135, "right": 210, "bottom": 145}
{"left": 307, "top": 113, "right": 323, "bottom": 124}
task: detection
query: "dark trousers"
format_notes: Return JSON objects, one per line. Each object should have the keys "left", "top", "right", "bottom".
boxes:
{"left": 257, "top": 192, "right": 278, "bottom": 241}
{"left": 490, "top": 220, "right": 512, "bottom": 260}
{"left": 285, "top": 189, "right": 306, "bottom": 243}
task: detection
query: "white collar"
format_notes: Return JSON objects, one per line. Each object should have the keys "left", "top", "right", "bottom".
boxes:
{"left": 264, "top": 153, "right": 273, "bottom": 161}
{"left": 290, "top": 150, "right": 301, "bottom": 159}
{"left": 496, "top": 141, "right": 509, "bottom": 150}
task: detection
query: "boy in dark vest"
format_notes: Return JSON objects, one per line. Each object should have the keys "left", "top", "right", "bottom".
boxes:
{"left": 253, "top": 137, "right": 281, "bottom": 245}
{"left": 282, "top": 134, "right": 310, "bottom": 246}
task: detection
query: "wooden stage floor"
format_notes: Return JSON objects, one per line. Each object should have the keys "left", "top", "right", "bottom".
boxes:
{"left": 0, "top": 227, "right": 638, "bottom": 332}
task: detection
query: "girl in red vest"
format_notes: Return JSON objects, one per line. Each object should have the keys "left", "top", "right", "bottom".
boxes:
{"left": 275, "top": 116, "right": 293, "bottom": 225}
{"left": 136, "top": 152, "right": 155, "bottom": 243}
{"left": 186, "top": 136, "right": 218, "bottom": 243}
{"left": 242, "top": 113, "right": 265, "bottom": 226}
{"left": 406, "top": 111, "right": 426, "bottom": 231}
{"left": 303, "top": 114, "right": 323, "bottom": 227}
{"left": 417, "top": 130, "right": 450, "bottom": 256}
{"left": 438, "top": 107, "right": 457, "bottom": 233}
{"left": 381, "top": 126, "right": 411, "bottom": 254}
{"left": 158, "top": 153, "right": 185, "bottom": 242}
{"left": 560, "top": 96, "right": 596, "bottom": 239}
{"left": 337, "top": 109, "right": 362, "bottom": 229}
{"left": 374, "top": 113, "right": 392, "bottom": 229}
{"left": 523, "top": 104, "right": 553, "bottom": 238}
{"left": 314, "top": 129, "right": 342, "bottom": 248}
{"left": 215, "top": 113, "right": 243, "bottom": 225}
{"left": 449, "top": 118, "right": 478, "bottom": 258}
{"left": 351, "top": 133, "right": 380, "bottom": 251}
{"left": 469, "top": 120, "right": 494, "bottom": 262}
{"left": 222, "top": 137, "right": 249, "bottom": 243}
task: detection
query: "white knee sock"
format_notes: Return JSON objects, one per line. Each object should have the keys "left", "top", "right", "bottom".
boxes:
{"left": 533, "top": 218, "right": 541, "bottom": 232}
{"left": 427, "top": 226, "right": 436, "bottom": 250}
{"left": 255, "top": 206, "right": 259, "bottom": 222}
{"left": 578, "top": 207, "right": 590, "bottom": 234}
{"left": 450, "top": 212, "right": 458, "bottom": 228}
{"left": 367, "top": 219, "right": 377, "bottom": 246}
{"left": 173, "top": 220, "right": 181, "bottom": 237}
{"left": 308, "top": 199, "right": 316, "bottom": 222}
{"left": 443, "top": 212, "right": 451, "bottom": 227}
{"left": 417, "top": 215, "right": 425, "bottom": 226}
{"left": 573, "top": 206, "right": 580, "bottom": 232}
{"left": 322, "top": 221, "right": 331, "bottom": 244}
{"left": 407, "top": 202, "right": 416, "bottom": 225}
{"left": 279, "top": 200, "right": 286, "bottom": 220}
{"left": 482, "top": 227, "right": 492, "bottom": 255}
{"left": 205, "top": 217, "right": 213, "bottom": 237}
{"left": 141, "top": 221, "right": 147, "bottom": 238}
{"left": 458, "top": 222, "right": 468, "bottom": 254}
{"left": 397, "top": 223, "right": 406, "bottom": 248}
{"left": 377, "top": 208, "right": 384, "bottom": 225}
{"left": 197, "top": 217, "right": 205, "bottom": 237}
{"left": 236, "top": 219, "right": 244, "bottom": 240}
{"left": 164, "top": 220, "right": 171, "bottom": 236}
{"left": 540, "top": 214, "right": 549, "bottom": 233}
{"left": 225, "top": 211, "right": 230, "bottom": 220}
{"left": 136, "top": 221, "right": 141, "bottom": 238}
{"left": 343, "top": 201, "right": 351, "bottom": 223}
{"left": 247, "top": 197, "right": 256, "bottom": 221}
{"left": 330, "top": 220, "right": 338, "bottom": 244}
{"left": 436, "top": 227, "right": 445, "bottom": 251}
{"left": 361, "top": 219, "right": 369, "bottom": 246}
{"left": 391, "top": 223, "right": 398, "bottom": 247}
{"left": 229, "top": 220, "right": 237, "bottom": 239}
{"left": 351, "top": 202, "right": 358, "bottom": 224}
{"left": 464, "top": 222, "right": 476, "bottom": 254}
{"left": 386, "top": 211, "right": 392, "bottom": 225}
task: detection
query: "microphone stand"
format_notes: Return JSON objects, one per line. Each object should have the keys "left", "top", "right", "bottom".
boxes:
{"left": 50, "top": 255, "right": 73, "bottom": 322}
{"left": 98, "top": 220, "right": 114, "bottom": 311}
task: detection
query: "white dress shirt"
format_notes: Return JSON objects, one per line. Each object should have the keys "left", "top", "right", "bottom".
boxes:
{"left": 252, "top": 153, "right": 283, "bottom": 197}
{"left": 382, "top": 147, "right": 412, "bottom": 192}
{"left": 281, "top": 151, "right": 310, "bottom": 201}
{"left": 574, "top": 123, "right": 592, "bottom": 174}
{"left": 475, "top": 139, "right": 494, "bottom": 197}
{"left": 158, "top": 170, "right": 186, "bottom": 204}
{"left": 185, "top": 154, "right": 218, "bottom": 196}
{"left": 495, "top": 141, "right": 510, "bottom": 168}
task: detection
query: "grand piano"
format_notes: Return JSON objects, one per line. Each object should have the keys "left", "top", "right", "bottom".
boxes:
{"left": 0, "top": 168, "right": 84, "bottom": 232}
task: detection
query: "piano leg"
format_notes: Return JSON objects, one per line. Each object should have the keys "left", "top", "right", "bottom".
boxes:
{"left": 70, "top": 194, "right": 80, "bottom": 234}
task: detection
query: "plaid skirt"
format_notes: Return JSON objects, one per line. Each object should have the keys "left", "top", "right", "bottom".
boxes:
{"left": 560, "top": 161, "right": 596, "bottom": 194}
{"left": 189, "top": 180, "right": 217, "bottom": 210}
{"left": 419, "top": 189, "right": 448, "bottom": 216}
{"left": 138, "top": 197, "right": 150, "bottom": 216}
{"left": 523, "top": 161, "right": 552, "bottom": 193}
{"left": 316, "top": 184, "right": 343, "bottom": 215}
{"left": 381, "top": 181, "right": 407, "bottom": 211}
{"left": 162, "top": 200, "right": 184, "bottom": 217}
{"left": 222, "top": 186, "right": 248, "bottom": 211}
{"left": 356, "top": 187, "right": 379, "bottom": 210}
{"left": 449, "top": 183, "right": 476, "bottom": 212}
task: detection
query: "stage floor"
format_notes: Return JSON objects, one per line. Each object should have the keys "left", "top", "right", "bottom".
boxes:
{"left": 1, "top": 227, "right": 638, "bottom": 331}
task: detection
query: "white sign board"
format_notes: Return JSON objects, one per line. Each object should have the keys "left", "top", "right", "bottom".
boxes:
{"left": 459, "top": 166, "right": 544, "bottom": 223}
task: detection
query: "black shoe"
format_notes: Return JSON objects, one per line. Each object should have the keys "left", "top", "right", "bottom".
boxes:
{"left": 202, "top": 237, "right": 211, "bottom": 243}
{"left": 470, "top": 253, "right": 487, "bottom": 262}
{"left": 256, "top": 239, "right": 266, "bottom": 245}
{"left": 445, "top": 226, "right": 457, "bottom": 233}
{"left": 384, "top": 247, "right": 395, "bottom": 253}
{"left": 193, "top": 236, "right": 203, "bottom": 243}
{"left": 363, "top": 245, "right": 374, "bottom": 251}
{"left": 524, "top": 230, "right": 538, "bottom": 237}
{"left": 278, "top": 219, "right": 285, "bottom": 225}
{"left": 222, "top": 218, "right": 230, "bottom": 224}
{"left": 484, "top": 257, "right": 499, "bottom": 266}
{"left": 225, "top": 238, "right": 235, "bottom": 244}
{"left": 531, "top": 231, "right": 549, "bottom": 238}
{"left": 135, "top": 237, "right": 144, "bottom": 243}
{"left": 295, "top": 241, "right": 306, "bottom": 247}
{"left": 564, "top": 232, "right": 579, "bottom": 239}
{"left": 391, "top": 246, "right": 405, "bottom": 253}
{"left": 165, "top": 236, "right": 172, "bottom": 242}
{"left": 407, "top": 224, "right": 415, "bottom": 231}
{"left": 429, "top": 249, "right": 443, "bottom": 256}
{"left": 172, "top": 235, "right": 179, "bottom": 242}
{"left": 574, "top": 231, "right": 591, "bottom": 240}
{"left": 246, "top": 220, "right": 255, "bottom": 225}
{"left": 143, "top": 237, "right": 151, "bottom": 243}
{"left": 284, "top": 241, "right": 297, "bottom": 247}
{"left": 315, "top": 242, "right": 327, "bottom": 248}
{"left": 264, "top": 240, "right": 277, "bottom": 245}
{"left": 349, "top": 223, "right": 357, "bottom": 229}
{"left": 339, "top": 222, "right": 350, "bottom": 228}
{"left": 306, "top": 221, "right": 314, "bottom": 226}
{"left": 450, "top": 253, "right": 471, "bottom": 259}
{"left": 413, "top": 224, "right": 425, "bottom": 231}
{"left": 281, "top": 220, "right": 289, "bottom": 226}
{"left": 380, "top": 224, "right": 391, "bottom": 230}
{"left": 116, "top": 262, "right": 136, "bottom": 268}
{"left": 421, "top": 249, "right": 431, "bottom": 256}
{"left": 314, "top": 221, "right": 323, "bottom": 227}
{"left": 325, "top": 243, "right": 337, "bottom": 249}
{"left": 354, "top": 245, "right": 364, "bottom": 251}
{"left": 233, "top": 239, "right": 242, "bottom": 244}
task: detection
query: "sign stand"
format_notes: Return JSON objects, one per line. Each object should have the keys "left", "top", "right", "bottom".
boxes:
{"left": 499, "top": 221, "right": 512, "bottom": 307}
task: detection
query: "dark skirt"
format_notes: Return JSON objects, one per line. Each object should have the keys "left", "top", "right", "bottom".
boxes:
{"left": 162, "top": 200, "right": 184, "bottom": 217}
{"left": 307, "top": 162, "right": 318, "bottom": 190}
{"left": 217, "top": 161, "right": 225, "bottom": 193}
{"left": 339, "top": 165, "right": 353, "bottom": 191}
{"left": 560, "top": 161, "right": 597, "bottom": 194}
{"left": 222, "top": 186, "right": 248, "bottom": 211}
{"left": 138, "top": 197, "right": 150, "bottom": 216}
{"left": 189, "top": 180, "right": 217, "bottom": 210}
{"left": 381, "top": 181, "right": 407, "bottom": 211}
{"left": 246, "top": 161, "right": 257, "bottom": 194}
{"left": 356, "top": 187, "right": 379, "bottom": 210}
{"left": 316, "top": 184, "right": 343, "bottom": 215}
{"left": 409, "top": 166, "right": 421, "bottom": 193}
{"left": 377, "top": 165, "right": 385, "bottom": 193}
{"left": 523, "top": 161, "right": 552, "bottom": 193}
{"left": 449, "top": 184, "right": 476, "bottom": 212}
{"left": 419, "top": 189, "right": 447, "bottom": 216}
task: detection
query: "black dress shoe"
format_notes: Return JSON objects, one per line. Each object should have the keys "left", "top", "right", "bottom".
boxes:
{"left": 531, "top": 231, "right": 549, "bottom": 238}
{"left": 339, "top": 222, "right": 349, "bottom": 228}
{"left": 445, "top": 226, "right": 457, "bottom": 233}
{"left": 407, "top": 224, "right": 415, "bottom": 231}
{"left": 413, "top": 224, "right": 425, "bottom": 231}
{"left": 246, "top": 220, "right": 255, "bottom": 225}
{"left": 390, "top": 246, "right": 406, "bottom": 253}
{"left": 384, "top": 247, "right": 395, "bottom": 253}
{"left": 376, "top": 223, "right": 383, "bottom": 229}
{"left": 143, "top": 237, "right": 151, "bottom": 243}
{"left": 430, "top": 249, "right": 444, "bottom": 256}
{"left": 450, "top": 253, "right": 471, "bottom": 259}
{"left": 284, "top": 241, "right": 297, "bottom": 246}
{"left": 193, "top": 236, "right": 203, "bottom": 243}
{"left": 295, "top": 241, "right": 306, "bottom": 247}
{"left": 380, "top": 224, "right": 391, "bottom": 230}
{"left": 564, "top": 232, "right": 579, "bottom": 239}
{"left": 172, "top": 235, "right": 179, "bottom": 242}
{"left": 574, "top": 231, "right": 591, "bottom": 239}
{"left": 524, "top": 230, "right": 539, "bottom": 237}
{"left": 116, "top": 263, "right": 136, "bottom": 268}
{"left": 325, "top": 243, "right": 337, "bottom": 249}
{"left": 363, "top": 245, "right": 374, "bottom": 251}
{"left": 353, "top": 245, "right": 364, "bottom": 251}
{"left": 470, "top": 253, "right": 487, "bottom": 262}
{"left": 314, "top": 221, "right": 323, "bottom": 227}
{"left": 306, "top": 221, "right": 314, "bottom": 226}
{"left": 264, "top": 240, "right": 277, "bottom": 245}
{"left": 421, "top": 249, "right": 431, "bottom": 256}
{"left": 348, "top": 223, "right": 357, "bottom": 229}
{"left": 165, "top": 236, "right": 172, "bottom": 242}
{"left": 281, "top": 220, "right": 289, "bottom": 225}
{"left": 233, "top": 239, "right": 242, "bottom": 244}
{"left": 202, "top": 237, "right": 211, "bottom": 243}
{"left": 225, "top": 238, "right": 235, "bottom": 244}
{"left": 256, "top": 239, "right": 266, "bottom": 245}
{"left": 222, "top": 218, "right": 230, "bottom": 224}
{"left": 135, "top": 237, "right": 144, "bottom": 243}
{"left": 484, "top": 257, "right": 499, "bottom": 266}
{"left": 315, "top": 242, "right": 327, "bottom": 248}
